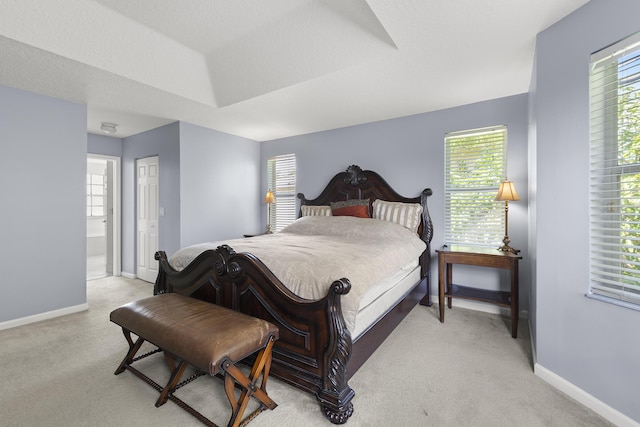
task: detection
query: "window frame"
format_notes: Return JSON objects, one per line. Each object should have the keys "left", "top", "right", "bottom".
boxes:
{"left": 87, "top": 173, "right": 105, "bottom": 217}
{"left": 444, "top": 125, "right": 508, "bottom": 248}
{"left": 588, "top": 32, "right": 640, "bottom": 309}
{"left": 266, "top": 153, "right": 297, "bottom": 232}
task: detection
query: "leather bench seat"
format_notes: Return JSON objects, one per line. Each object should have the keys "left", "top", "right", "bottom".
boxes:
{"left": 110, "top": 293, "right": 279, "bottom": 427}
{"left": 110, "top": 293, "right": 279, "bottom": 376}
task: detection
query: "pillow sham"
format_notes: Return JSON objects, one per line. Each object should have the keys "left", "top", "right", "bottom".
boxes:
{"left": 330, "top": 198, "right": 370, "bottom": 218}
{"left": 372, "top": 199, "right": 423, "bottom": 233}
{"left": 332, "top": 204, "right": 370, "bottom": 218}
{"left": 301, "top": 205, "right": 333, "bottom": 217}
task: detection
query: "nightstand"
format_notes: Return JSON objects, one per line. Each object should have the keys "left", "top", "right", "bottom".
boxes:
{"left": 437, "top": 245, "right": 522, "bottom": 338}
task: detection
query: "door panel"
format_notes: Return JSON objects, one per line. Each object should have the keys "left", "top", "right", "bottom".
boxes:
{"left": 136, "top": 156, "right": 159, "bottom": 283}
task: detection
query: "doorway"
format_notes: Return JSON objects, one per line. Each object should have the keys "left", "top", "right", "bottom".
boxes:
{"left": 87, "top": 155, "right": 121, "bottom": 280}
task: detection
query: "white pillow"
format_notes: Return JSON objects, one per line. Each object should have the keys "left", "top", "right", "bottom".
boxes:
{"left": 301, "top": 205, "right": 333, "bottom": 217}
{"left": 372, "top": 200, "right": 423, "bottom": 233}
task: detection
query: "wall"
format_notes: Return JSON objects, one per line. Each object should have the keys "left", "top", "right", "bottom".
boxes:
{"left": 527, "top": 47, "right": 539, "bottom": 349}
{"left": 119, "top": 121, "right": 261, "bottom": 274}
{"left": 121, "top": 123, "right": 180, "bottom": 275}
{"left": 533, "top": 0, "right": 640, "bottom": 422}
{"left": 261, "top": 94, "right": 530, "bottom": 309}
{"left": 0, "top": 85, "right": 87, "bottom": 323}
{"left": 178, "top": 122, "right": 261, "bottom": 247}
{"left": 88, "top": 133, "right": 122, "bottom": 157}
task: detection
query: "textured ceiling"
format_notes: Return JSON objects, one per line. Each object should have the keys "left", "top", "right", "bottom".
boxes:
{"left": 0, "top": 0, "right": 590, "bottom": 141}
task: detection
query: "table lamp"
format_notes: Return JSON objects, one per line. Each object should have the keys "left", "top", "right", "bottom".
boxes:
{"left": 495, "top": 179, "right": 520, "bottom": 254}
{"left": 264, "top": 189, "right": 275, "bottom": 234}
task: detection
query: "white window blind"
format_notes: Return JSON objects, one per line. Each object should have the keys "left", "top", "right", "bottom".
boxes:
{"left": 589, "top": 32, "right": 640, "bottom": 306}
{"left": 444, "top": 126, "right": 507, "bottom": 247}
{"left": 267, "top": 154, "right": 296, "bottom": 232}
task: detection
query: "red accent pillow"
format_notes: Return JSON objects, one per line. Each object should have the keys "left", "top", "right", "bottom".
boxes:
{"left": 331, "top": 205, "right": 370, "bottom": 218}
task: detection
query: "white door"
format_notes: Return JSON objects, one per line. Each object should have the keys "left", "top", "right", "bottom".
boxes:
{"left": 136, "top": 156, "right": 159, "bottom": 283}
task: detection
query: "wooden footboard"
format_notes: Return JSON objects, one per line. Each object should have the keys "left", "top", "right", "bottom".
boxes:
{"left": 155, "top": 246, "right": 356, "bottom": 423}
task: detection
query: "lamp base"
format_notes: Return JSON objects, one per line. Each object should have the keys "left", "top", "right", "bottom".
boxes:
{"left": 497, "top": 236, "right": 520, "bottom": 254}
{"left": 497, "top": 244, "right": 520, "bottom": 255}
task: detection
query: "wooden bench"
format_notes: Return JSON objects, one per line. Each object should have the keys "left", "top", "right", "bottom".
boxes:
{"left": 110, "top": 293, "right": 279, "bottom": 427}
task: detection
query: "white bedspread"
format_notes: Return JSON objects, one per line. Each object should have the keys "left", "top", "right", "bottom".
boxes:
{"left": 169, "top": 216, "right": 426, "bottom": 332}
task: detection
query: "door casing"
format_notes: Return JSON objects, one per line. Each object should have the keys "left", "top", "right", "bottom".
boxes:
{"left": 87, "top": 154, "right": 121, "bottom": 277}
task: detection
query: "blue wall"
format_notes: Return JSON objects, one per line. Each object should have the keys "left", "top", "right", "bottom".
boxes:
{"left": 88, "top": 133, "right": 122, "bottom": 157}
{"left": 261, "top": 94, "right": 530, "bottom": 309}
{"left": 121, "top": 122, "right": 181, "bottom": 275}
{"left": 178, "top": 122, "right": 261, "bottom": 247}
{"left": 117, "top": 121, "right": 261, "bottom": 275}
{"left": 532, "top": 0, "right": 640, "bottom": 422}
{"left": 0, "top": 85, "right": 87, "bottom": 322}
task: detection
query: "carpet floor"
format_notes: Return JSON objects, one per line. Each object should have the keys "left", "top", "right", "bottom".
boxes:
{"left": 0, "top": 276, "right": 613, "bottom": 426}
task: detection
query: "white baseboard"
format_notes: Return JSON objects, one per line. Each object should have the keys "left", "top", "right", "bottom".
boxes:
{"left": 120, "top": 271, "right": 136, "bottom": 279}
{"left": 440, "top": 300, "right": 637, "bottom": 426}
{"left": 535, "top": 364, "right": 639, "bottom": 427}
{"left": 0, "top": 303, "right": 88, "bottom": 331}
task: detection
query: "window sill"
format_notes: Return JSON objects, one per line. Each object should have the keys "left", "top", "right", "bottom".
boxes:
{"left": 585, "top": 292, "right": 640, "bottom": 312}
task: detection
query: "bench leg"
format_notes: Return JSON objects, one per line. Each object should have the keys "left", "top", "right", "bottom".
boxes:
{"left": 114, "top": 328, "right": 145, "bottom": 375}
{"left": 163, "top": 351, "right": 177, "bottom": 373}
{"left": 223, "top": 336, "right": 278, "bottom": 427}
{"left": 156, "top": 359, "right": 189, "bottom": 408}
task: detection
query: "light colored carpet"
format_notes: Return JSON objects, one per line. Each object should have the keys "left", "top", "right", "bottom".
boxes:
{"left": 0, "top": 276, "right": 612, "bottom": 427}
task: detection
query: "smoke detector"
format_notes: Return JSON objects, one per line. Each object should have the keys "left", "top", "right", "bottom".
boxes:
{"left": 100, "top": 122, "right": 118, "bottom": 134}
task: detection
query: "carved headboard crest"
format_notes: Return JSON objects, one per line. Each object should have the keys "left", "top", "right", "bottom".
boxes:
{"left": 344, "top": 165, "right": 367, "bottom": 186}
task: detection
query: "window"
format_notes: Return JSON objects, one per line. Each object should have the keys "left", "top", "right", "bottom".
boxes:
{"left": 87, "top": 174, "right": 104, "bottom": 217}
{"left": 589, "top": 32, "right": 640, "bottom": 307}
{"left": 444, "top": 126, "right": 507, "bottom": 247}
{"left": 267, "top": 154, "right": 296, "bottom": 232}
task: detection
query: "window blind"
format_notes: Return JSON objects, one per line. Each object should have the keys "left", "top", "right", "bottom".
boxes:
{"left": 589, "top": 32, "right": 640, "bottom": 306}
{"left": 444, "top": 126, "right": 507, "bottom": 247}
{"left": 267, "top": 154, "right": 296, "bottom": 232}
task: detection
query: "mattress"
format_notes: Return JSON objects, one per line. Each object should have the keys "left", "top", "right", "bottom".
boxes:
{"left": 169, "top": 216, "right": 426, "bottom": 333}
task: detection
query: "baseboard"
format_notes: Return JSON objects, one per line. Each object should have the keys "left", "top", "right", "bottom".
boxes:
{"left": 438, "top": 299, "right": 636, "bottom": 425}
{"left": 120, "top": 271, "right": 136, "bottom": 279}
{"left": 534, "top": 364, "right": 639, "bottom": 427}
{"left": 0, "top": 303, "right": 88, "bottom": 331}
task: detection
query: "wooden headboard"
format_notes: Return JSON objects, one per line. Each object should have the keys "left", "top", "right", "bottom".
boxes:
{"left": 297, "top": 164, "right": 434, "bottom": 303}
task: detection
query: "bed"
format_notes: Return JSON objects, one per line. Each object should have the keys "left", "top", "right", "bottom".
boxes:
{"left": 153, "top": 165, "right": 433, "bottom": 424}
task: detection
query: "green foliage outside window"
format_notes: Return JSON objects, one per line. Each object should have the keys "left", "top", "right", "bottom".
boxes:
{"left": 617, "top": 84, "right": 640, "bottom": 286}
{"left": 445, "top": 127, "right": 506, "bottom": 247}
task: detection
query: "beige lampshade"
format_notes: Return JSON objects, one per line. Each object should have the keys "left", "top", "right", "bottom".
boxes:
{"left": 264, "top": 189, "right": 275, "bottom": 204}
{"left": 495, "top": 180, "right": 520, "bottom": 201}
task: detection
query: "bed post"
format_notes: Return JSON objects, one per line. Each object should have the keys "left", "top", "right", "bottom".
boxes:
{"left": 317, "top": 278, "right": 355, "bottom": 424}
{"left": 419, "top": 188, "right": 434, "bottom": 306}
{"left": 154, "top": 251, "right": 168, "bottom": 295}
